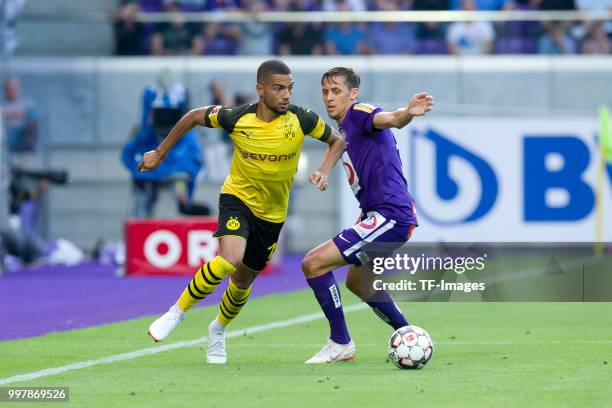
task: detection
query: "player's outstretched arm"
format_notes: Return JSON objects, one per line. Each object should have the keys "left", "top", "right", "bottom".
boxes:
{"left": 372, "top": 92, "right": 434, "bottom": 130}
{"left": 138, "top": 106, "right": 210, "bottom": 172}
{"left": 309, "top": 129, "right": 345, "bottom": 192}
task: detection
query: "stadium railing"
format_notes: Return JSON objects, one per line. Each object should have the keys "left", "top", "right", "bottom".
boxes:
{"left": 20, "top": 10, "right": 612, "bottom": 24}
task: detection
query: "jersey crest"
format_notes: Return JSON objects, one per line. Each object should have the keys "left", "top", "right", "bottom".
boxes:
{"left": 283, "top": 125, "right": 296, "bottom": 141}
{"left": 226, "top": 217, "right": 241, "bottom": 231}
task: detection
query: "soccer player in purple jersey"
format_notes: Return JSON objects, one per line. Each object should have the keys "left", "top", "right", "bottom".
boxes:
{"left": 302, "top": 67, "right": 434, "bottom": 363}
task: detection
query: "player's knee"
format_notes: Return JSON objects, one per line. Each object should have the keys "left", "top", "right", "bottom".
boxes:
{"left": 301, "top": 253, "right": 322, "bottom": 278}
{"left": 230, "top": 264, "right": 258, "bottom": 289}
{"left": 226, "top": 258, "right": 242, "bottom": 271}
{"left": 218, "top": 252, "right": 242, "bottom": 271}
{"left": 231, "top": 274, "right": 254, "bottom": 290}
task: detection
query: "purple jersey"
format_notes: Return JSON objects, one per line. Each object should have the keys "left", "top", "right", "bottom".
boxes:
{"left": 339, "top": 102, "right": 417, "bottom": 225}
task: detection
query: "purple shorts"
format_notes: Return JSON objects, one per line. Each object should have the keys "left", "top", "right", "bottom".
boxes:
{"left": 332, "top": 211, "right": 416, "bottom": 267}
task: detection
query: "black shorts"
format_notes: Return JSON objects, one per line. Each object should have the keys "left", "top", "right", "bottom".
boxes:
{"left": 214, "top": 194, "right": 283, "bottom": 272}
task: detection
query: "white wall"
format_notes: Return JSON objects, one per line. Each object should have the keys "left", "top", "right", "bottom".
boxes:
{"left": 339, "top": 117, "right": 612, "bottom": 242}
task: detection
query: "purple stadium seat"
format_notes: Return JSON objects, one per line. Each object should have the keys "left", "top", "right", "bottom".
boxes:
{"left": 504, "top": 21, "right": 539, "bottom": 39}
{"left": 414, "top": 38, "right": 448, "bottom": 55}
{"left": 495, "top": 37, "right": 538, "bottom": 54}
{"left": 140, "top": 0, "right": 164, "bottom": 12}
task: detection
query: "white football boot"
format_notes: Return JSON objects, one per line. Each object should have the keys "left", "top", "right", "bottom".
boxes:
{"left": 148, "top": 304, "right": 185, "bottom": 342}
{"left": 206, "top": 318, "right": 227, "bottom": 364}
{"left": 305, "top": 339, "right": 356, "bottom": 364}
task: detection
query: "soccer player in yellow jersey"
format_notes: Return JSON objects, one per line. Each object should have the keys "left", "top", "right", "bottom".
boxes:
{"left": 140, "top": 60, "right": 344, "bottom": 364}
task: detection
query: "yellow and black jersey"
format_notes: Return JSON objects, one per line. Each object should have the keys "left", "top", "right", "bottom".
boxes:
{"left": 203, "top": 103, "right": 332, "bottom": 223}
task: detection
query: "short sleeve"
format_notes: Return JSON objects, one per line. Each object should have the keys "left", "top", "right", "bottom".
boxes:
{"left": 351, "top": 103, "right": 383, "bottom": 134}
{"left": 293, "top": 105, "right": 332, "bottom": 142}
{"left": 204, "top": 105, "right": 231, "bottom": 132}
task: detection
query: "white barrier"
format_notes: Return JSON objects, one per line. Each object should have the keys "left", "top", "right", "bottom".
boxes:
{"left": 339, "top": 116, "right": 611, "bottom": 242}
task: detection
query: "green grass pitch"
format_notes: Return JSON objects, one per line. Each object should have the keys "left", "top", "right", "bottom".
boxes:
{"left": 1, "top": 288, "right": 611, "bottom": 408}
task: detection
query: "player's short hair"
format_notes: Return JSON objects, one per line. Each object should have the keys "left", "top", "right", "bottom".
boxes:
{"left": 257, "top": 60, "right": 292, "bottom": 84}
{"left": 321, "top": 67, "right": 361, "bottom": 90}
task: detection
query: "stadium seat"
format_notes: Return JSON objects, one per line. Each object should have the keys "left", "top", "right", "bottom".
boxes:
{"left": 414, "top": 38, "right": 448, "bottom": 55}
{"left": 495, "top": 37, "right": 538, "bottom": 54}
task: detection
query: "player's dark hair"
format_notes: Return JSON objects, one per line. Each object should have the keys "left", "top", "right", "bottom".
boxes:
{"left": 321, "top": 67, "right": 361, "bottom": 90}
{"left": 257, "top": 60, "right": 292, "bottom": 84}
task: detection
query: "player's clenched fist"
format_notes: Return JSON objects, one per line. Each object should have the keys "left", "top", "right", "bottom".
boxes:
{"left": 309, "top": 170, "right": 329, "bottom": 191}
{"left": 138, "top": 149, "right": 164, "bottom": 172}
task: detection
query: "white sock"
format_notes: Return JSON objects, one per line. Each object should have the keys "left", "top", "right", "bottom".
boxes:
{"left": 209, "top": 317, "right": 226, "bottom": 333}
{"left": 170, "top": 303, "right": 185, "bottom": 316}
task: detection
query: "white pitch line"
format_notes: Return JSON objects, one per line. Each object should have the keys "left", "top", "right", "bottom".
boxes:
{"left": 0, "top": 303, "right": 368, "bottom": 386}
{"left": 431, "top": 340, "right": 612, "bottom": 345}
{"left": 228, "top": 340, "right": 612, "bottom": 348}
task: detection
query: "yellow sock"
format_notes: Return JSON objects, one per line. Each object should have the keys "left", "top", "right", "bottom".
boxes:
{"left": 177, "top": 256, "right": 236, "bottom": 312}
{"left": 217, "top": 278, "right": 251, "bottom": 326}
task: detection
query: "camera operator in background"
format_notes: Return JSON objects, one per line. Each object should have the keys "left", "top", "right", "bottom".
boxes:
{"left": 122, "top": 72, "right": 209, "bottom": 217}
{"left": 1, "top": 77, "right": 80, "bottom": 271}
{"left": 0, "top": 76, "right": 48, "bottom": 267}
{"left": 1, "top": 172, "right": 45, "bottom": 265}
{"left": 0, "top": 168, "right": 68, "bottom": 267}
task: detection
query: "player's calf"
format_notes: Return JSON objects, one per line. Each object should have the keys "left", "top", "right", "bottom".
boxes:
{"left": 148, "top": 255, "right": 237, "bottom": 343}
{"left": 345, "top": 268, "right": 372, "bottom": 301}
{"left": 303, "top": 241, "right": 353, "bottom": 356}
{"left": 176, "top": 255, "right": 237, "bottom": 312}
{"left": 217, "top": 277, "right": 252, "bottom": 327}
{"left": 206, "top": 276, "right": 253, "bottom": 364}
{"left": 346, "top": 265, "right": 408, "bottom": 330}
{"left": 306, "top": 271, "right": 352, "bottom": 345}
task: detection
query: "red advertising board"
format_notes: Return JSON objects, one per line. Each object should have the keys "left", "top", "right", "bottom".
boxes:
{"left": 125, "top": 218, "right": 219, "bottom": 276}
{"left": 125, "top": 218, "right": 280, "bottom": 276}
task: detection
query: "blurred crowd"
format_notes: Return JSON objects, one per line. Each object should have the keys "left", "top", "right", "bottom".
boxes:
{"left": 112, "top": 0, "right": 612, "bottom": 56}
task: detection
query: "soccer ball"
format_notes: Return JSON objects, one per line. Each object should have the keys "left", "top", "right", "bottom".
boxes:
{"left": 388, "top": 325, "right": 434, "bottom": 369}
